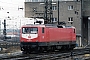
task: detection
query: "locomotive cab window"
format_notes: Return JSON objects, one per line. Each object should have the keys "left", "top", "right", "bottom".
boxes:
{"left": 22, "top": 27, "right": 38, "bottom": 34}
{"left": 42, "top": 27, "right": 44, "bottom": 33}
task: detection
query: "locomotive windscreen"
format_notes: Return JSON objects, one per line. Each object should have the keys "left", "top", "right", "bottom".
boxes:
{"left": 22, "top": 27, "right": 38, "bottom": 34}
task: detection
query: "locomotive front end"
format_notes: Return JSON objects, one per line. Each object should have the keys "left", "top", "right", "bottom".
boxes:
{"left": 21, "top": 27, "right": 38, "bottom": 42}
{"left": 20, "top": 26, "right": 39, "bottom": 52}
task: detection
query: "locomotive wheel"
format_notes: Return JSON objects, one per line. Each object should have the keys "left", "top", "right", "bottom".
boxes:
{"left": 46, "top": 46, "right": 50, "bottom": 52}
{"left": 39, "top": 46, "right": 47, "bottom": 52}
{"left": 61, "top": 45, "right": 67, "bottom": 50}
{"left": 39, "top": 47, "right": 44, "bottom": 52}
{"left": 69, "top": 45, "right": 75, "bottom": 50}
{"left": 33, "top": 47, "right": 40, "bottom": 53}
{"left": 22, "top": 51, "right": 28, "bottom": 54}
{"left": 49, "top": 46, "right": 55, "bottom": 52}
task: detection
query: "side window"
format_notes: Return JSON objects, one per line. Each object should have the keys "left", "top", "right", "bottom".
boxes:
{"left": 74, "top": 29, "right": 75, "bottom": 33}
{"left": 42, "top": 27, "right": 44, "bottom": 33}
{"left": 22, "top": 28, "right": 25, "bottom": 33}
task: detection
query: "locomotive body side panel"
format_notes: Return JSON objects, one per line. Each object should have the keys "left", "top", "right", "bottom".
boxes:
{"left": 20, "top": 25, "right": 76, "bottom": 52}
{"left": 48, "top": 28, "right": 74, "bottom": 42}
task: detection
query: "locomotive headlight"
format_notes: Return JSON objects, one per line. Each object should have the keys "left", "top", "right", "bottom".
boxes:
{"left": 36, "top": 40, "right": 38, "bottom": 42}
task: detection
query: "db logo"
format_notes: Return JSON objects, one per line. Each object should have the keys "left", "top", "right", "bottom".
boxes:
{"left": 28, "top": 36, "right": 31, "bottom": 38}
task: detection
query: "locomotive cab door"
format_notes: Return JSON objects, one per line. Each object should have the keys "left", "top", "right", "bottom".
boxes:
{"left": 40, "top": 27, "right": 49, "bottom": 42}
{"left": 41, "top": 27, "right": 45, "bottom": 42}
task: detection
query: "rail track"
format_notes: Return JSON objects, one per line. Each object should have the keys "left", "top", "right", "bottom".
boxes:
{"left": 0, "top": 47, "right": 90, "bottom": 60}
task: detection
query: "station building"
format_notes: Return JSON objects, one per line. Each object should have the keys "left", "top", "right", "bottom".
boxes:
{"left": 24, "top": 0, "right": 90, "bottom": 47}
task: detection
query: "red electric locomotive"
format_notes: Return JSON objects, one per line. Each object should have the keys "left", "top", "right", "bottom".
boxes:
{"left": 20, "top": 24, "right": 76, "bottom": 53}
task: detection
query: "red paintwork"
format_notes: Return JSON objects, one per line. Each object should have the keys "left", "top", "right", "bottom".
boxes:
{"left": 20, "top": 25, "right": 76, "bottom": 43}
{"left": 39, "top": 27, "right": 76, "bottom": 42}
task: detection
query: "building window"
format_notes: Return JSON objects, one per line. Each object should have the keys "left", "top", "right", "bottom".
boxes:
{"left": 68, "top": 5, "right": 73, "bottom": 10}
{"left": 52, "top": 18, "right": 57, "bottom": 22}
{"left": 52, "top": 6, "right": 57, "bottom": 10}
{"left": 68, "top": 17, "right": 73, "bottom": 23}
{"left": 33, "top": 8, "right": 37, "bottom": 12}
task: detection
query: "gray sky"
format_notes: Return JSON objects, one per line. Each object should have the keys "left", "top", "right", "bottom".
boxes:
{"left": 0, "top": 0, "right": 25, "bottom": 18}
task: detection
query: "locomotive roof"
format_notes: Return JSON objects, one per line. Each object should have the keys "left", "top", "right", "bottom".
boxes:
{"left": 22, "top": 24, "right": 58, "bottom": 28}
{"left": 22, "top": 24, "right": 75, "bottom": 28}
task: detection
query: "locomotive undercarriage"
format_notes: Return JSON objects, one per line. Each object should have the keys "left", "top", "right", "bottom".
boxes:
{"left": 20, "top": 42, "right": 76, "bottom": 54}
